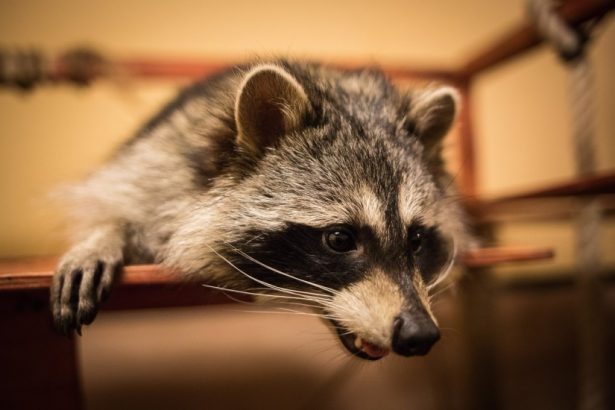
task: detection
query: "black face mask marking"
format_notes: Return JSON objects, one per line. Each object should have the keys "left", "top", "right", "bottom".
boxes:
{"left": 225, "top": 224, "right": 368, "bottom": 292}
{"left": 224, "top": 218, "right": 451, "bottom": 295}
{"left": 408, "top": 222, "right": 451, "bottom": 285}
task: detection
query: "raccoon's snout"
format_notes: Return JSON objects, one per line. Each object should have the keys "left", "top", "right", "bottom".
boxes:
{"left": 391, "top": 311, "right": 440, "bottom": 356}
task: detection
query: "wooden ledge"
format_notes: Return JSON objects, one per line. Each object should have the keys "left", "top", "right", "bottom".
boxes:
{"left": 461, "top": 246, "right": 554, "bottom": 268}
{"left": 480, "top": 172, "right": 615, "bottom": 204}
{"left": 466, "top": 171, "right": 615, "bottom": 220}
{"left": 2, "top": 50, "right": 463, "bottom": 91}
{"left": 0, "top": 247, "right": 555, "bottom": 292}
{"left": 0, "top": 258, "right": 173, "bottom": 291}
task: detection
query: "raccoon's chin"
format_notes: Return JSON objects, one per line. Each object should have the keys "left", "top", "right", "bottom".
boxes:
{"left": 331, "top": 321, "right": 390, "bottom": 361}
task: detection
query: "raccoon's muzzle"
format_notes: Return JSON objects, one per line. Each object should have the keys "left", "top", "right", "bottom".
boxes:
{"left": 332, "top": 320, "right": 389, "bottom": 361}
{"left": 332, "top": 308, "right": 440, "bottom": 360}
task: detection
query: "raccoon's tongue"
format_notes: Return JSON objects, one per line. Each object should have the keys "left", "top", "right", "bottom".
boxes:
{"left": 354, "top": 336, "right": 390, "bottom": 359}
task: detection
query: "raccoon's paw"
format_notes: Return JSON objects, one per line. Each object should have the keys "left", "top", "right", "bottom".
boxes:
{"left": 51, "top": 248, "right": 123, "bottom": 336}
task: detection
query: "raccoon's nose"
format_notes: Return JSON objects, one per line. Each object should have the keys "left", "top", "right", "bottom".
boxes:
{"left": 391, "top": 312, "right": 440, "bottom": 356}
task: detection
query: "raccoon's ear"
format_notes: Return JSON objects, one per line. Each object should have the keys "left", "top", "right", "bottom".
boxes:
{"left": 410, "top": 86, "right": 459, "bottom": 153}
{"left": 235, "top": 64, "right": 309, "bottom": 156}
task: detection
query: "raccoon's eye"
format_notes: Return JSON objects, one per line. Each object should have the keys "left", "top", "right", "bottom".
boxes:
{"left": 409, "top": 225, "right": 424, "bottom": 254}
{"left": 323, "top": 226, "right": 357, "bottom": 253}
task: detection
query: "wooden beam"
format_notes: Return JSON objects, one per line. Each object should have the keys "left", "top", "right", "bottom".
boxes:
{"left": 457, "top": 0, "right": 615, "bottom": 79}
{"left": 462, "top": 246, "right": 554, "bottom": 268}
{"left": 112, "top": 58, "right": 462, "bottom": 83}
{"left": 473, "top": 172, "right": 615, "bottom": 208}
{"left": 466, "top": 172, "right": 615, "bottom": 223}
{"left": 0, "top": 258, "right": 175, "bottom": 291}
{"left": 469, "top": 195, "right": 615, "bottom": 223}
{"left": 1, "top": 49, "right": 461, "bottom": 90}
{"left": 456, "top": 80, "right": 478, "bottom": 197}
{"left": 0, "top": 248, "right": 555, "bottom": 293}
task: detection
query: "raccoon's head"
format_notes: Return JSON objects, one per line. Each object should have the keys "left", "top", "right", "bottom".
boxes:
{"left": 166, "top": 63, "right": 463, "bottom": 360}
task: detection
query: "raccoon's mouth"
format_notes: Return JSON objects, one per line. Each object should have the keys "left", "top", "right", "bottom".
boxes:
{"left": 332, "top": 322, "right": 390, "bottom": 360}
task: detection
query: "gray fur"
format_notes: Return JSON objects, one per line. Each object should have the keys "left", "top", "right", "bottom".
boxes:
{"left": 51, "top": 60, "right": 473, "bottom": 358}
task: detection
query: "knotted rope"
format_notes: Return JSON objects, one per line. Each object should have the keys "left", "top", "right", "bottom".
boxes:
{"left": 0, "top": 48, "right": 106, "bottom": 90}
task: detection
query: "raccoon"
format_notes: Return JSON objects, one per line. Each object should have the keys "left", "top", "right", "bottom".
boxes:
{"left": 51, "top": 60, "right": 471, "bottom": 360}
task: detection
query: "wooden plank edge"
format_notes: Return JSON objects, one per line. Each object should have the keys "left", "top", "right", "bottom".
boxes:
{"left": 1, "top": 247, "right": 555, "bottom": 291}
{"left": 467, "top": 171, "right": 615, "bottom": 210}
{"left": 462, "top": 246, "right": 555, "bottom": 268}
{"left": 468, "top": 195, "right": 615, "bottom": 223}
{"left": 15, "top": 51, "right": 464, "bottom": 87}
{"left": 0, "top": 264, "right": 176, "bottom": 291}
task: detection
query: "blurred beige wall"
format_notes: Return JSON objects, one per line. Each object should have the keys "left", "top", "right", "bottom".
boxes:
{"left": 1, "top": 0, "right": 522, "bottom": 257}
{"left": 1, "top": 0, "right": 613, "bottom": 262}
{"left": 0, "top": 0, "right": 522, "bottom": 64}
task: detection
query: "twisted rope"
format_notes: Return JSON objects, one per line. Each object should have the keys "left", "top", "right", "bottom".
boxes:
{"left": 527, "top": 0, "right": 596, "bottom": 174}
{"left": 527, "top": 1, "right": 604, "bottom": 409}
{"left": 569, "top": 59, "right": 596, "bottom": 175}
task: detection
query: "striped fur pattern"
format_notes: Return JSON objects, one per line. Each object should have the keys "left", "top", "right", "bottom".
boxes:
{"left": 51, "top": 60, "right": 474, "bottom": 359}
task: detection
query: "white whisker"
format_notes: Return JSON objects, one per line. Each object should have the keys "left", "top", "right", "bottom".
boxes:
{"left": 205, "top": 244, "right": 331, "bottom": 302}
{"left": 236, "top": 309, "right": 328, "bottom": 319}
{"left": 201, "top": 283, "right": 328, "bottom": 305}
{"left": 276, "top": 307, "right": 337, "bottom": 320}
{"left": 429, "top": 280, "right": 457, "bottom": 300}
{"left": 427, "top": 238, "right": 457, "bottom": 291}
{"left": 225, "top": 243, "right": 339, "bottom": 296}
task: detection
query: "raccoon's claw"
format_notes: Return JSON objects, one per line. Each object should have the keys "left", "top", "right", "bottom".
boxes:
{"left": 51, "top": 254, "right": 122, "bottom": 336}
